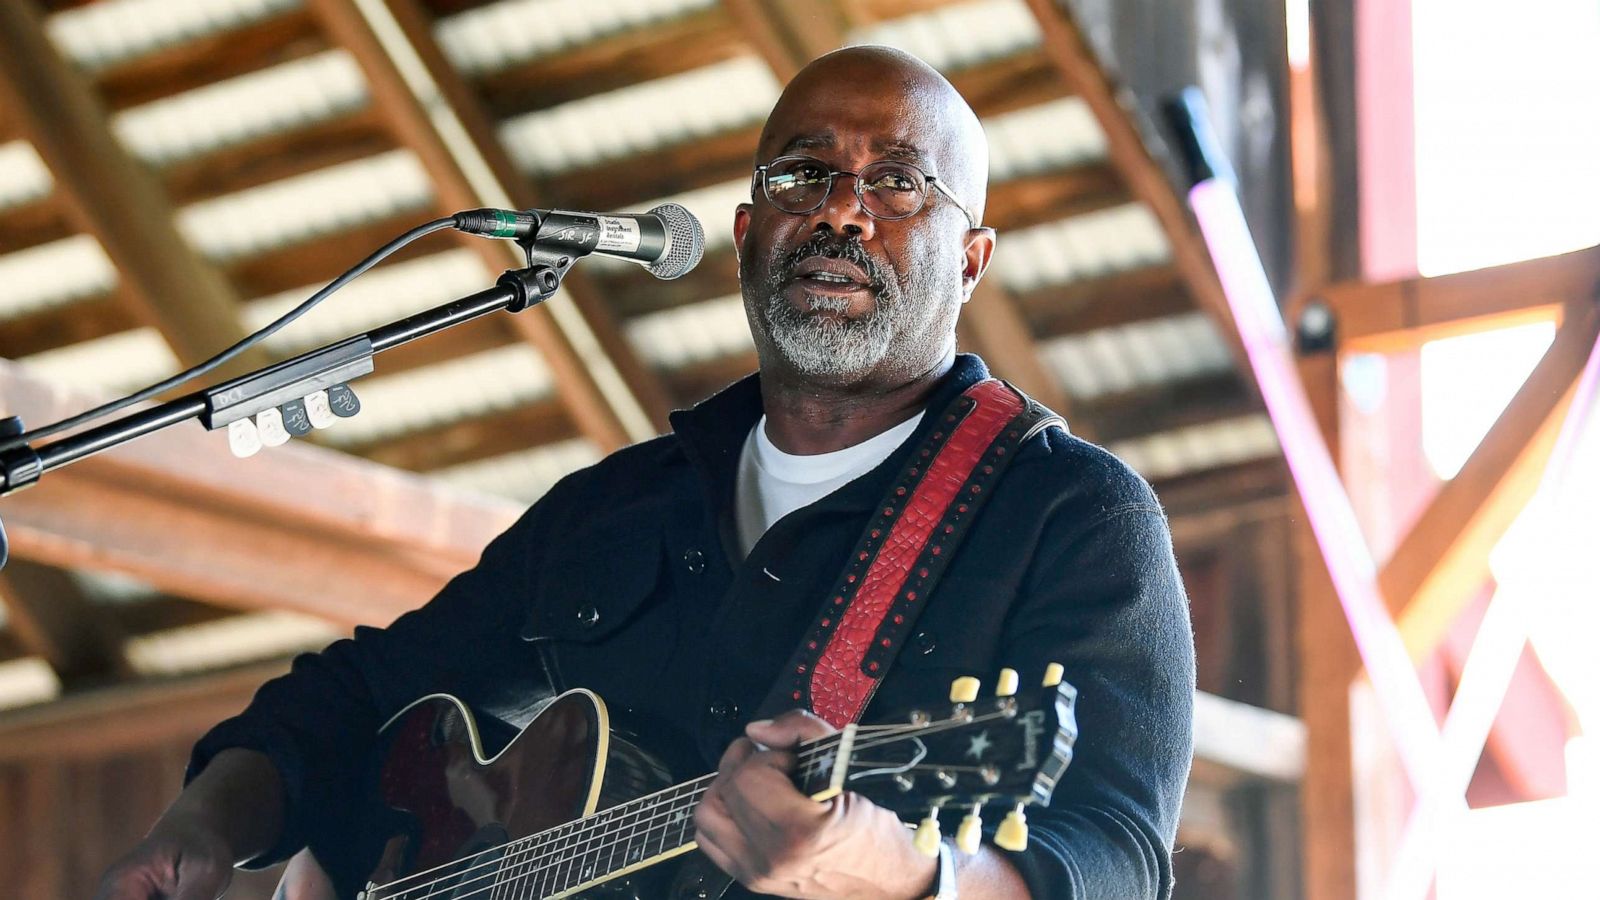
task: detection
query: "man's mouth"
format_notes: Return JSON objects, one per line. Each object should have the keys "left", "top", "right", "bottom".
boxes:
{"left": 790, "top": 256, "right": 874, "bottom": 294}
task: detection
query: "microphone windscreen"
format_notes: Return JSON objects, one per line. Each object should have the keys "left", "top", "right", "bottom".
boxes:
{"left": 646, "top": 203, "right": 705, "bottom": 280}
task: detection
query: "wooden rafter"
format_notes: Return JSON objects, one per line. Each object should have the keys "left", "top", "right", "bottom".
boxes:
{"left": 160, "top": 106, "right": 396, "bottom": 206}
{"left": 0, "top": 560, "right": 131, "bottom": 686}
{"left": 0, "top": 361, "right": 519, "bottom": 626}
{"left": 1023, "top": 0, "right": 1250, "bottom": 375}
{"left": 1320, "top": 245, "right": 1599, "bottom": 351}
{"left": 304, "top": 0, "right": 671, "bottom": 449}
{"left": 94, "top": 5, "right": 328, "bottom": 111}
{"left": 0, "top": 0, "right": 263, "bottom": 372}
{"left": 1378, "top": 298, "right": 1600, "bottom": 660}
{"left": 0, "top": 659, "right": 288, "bottom": 762}
{"left": 476, "top": 6, "right": 750, "bottom": 118}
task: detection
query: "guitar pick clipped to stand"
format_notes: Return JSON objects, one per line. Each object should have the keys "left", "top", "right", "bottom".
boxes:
{"left": 0, "top": 248, "right": 578, "bottom": 569}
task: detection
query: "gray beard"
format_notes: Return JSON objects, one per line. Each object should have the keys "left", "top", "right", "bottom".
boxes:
{"left": 761, "top": 285, "right": 903, "bottom": 378}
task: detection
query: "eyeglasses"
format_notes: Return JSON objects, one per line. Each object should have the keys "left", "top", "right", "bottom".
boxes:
{"left": 753, "top": 155, "right": 979, "bottom": 229}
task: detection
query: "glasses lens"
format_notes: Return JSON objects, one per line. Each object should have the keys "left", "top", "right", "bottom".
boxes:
{"left": 764, "top": 158, "right": 833, "bottom": 213}
{"left": 858, "top": 161, "right": 927, "bottom": 219}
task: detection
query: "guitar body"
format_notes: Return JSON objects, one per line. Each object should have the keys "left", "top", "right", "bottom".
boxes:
{"left": 279, "top": 690, "right": 679, "bottom": 900}
{"left": 274, "top": 676, "right": 1077, "bottom": 900}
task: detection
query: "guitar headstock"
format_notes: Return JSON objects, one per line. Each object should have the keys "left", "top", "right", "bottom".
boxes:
{"left": 796, "top": 665, "right": 1078, "bottom": 856}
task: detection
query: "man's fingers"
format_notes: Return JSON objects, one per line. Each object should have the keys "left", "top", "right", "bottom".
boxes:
{"left": 745, "top": 709, "right": 835, "bottom": 749}
{"left": 716, "top": 736, "right": 758, "bottom": 777}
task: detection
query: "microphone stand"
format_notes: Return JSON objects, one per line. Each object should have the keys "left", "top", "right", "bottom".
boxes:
{"left": 0, "top": 242, "right": 580, "bottom": 569}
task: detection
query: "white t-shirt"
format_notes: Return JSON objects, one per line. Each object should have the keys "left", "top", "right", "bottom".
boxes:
{"left": 735, "top": 412, "right": 926, "bottom": 557}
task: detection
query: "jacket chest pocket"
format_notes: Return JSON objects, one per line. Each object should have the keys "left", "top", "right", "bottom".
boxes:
{"left": 520, "top": 512, "right": 676, "bottom": 692}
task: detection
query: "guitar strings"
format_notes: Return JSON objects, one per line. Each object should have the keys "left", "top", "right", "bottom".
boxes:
{"left": 367, "top": 723, "right": 907, "bottom": 898}
{"left": 381, "top": 713, "right": 1017, "bottom": 900}
{"left": 379, "top": 714, "right": 1015, "bottom": 900}
{"left": 374, "top": 712, "right": 1017, "bottom": 900}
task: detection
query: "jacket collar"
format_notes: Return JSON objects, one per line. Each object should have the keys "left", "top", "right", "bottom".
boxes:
{"left": 669, "top": 353, "right": 995, "bottom": 522}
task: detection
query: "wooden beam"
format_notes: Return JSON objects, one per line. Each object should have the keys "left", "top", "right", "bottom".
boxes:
{"left": 1320, "top": 245, "right": 1598, "bottom": 351}
{"left": 1378, "top": 299, "right": 1600, "bottom": 659}
{"left": 1190, "top": 691, "right": 1306, "bottom": 788}
{"left": 0, "top": 294, "right": 141, "bottom": 359}
{"left": 945, "top": 47, "right": 1074, "bottom": 118}
{"left": 477, "top": 7, "right": 750, "bottom": 118}
{"left": 0, "top": 361, "right": 520, "bottom": 626}
{"left": 94, "top": 6, "right": 329, "bottom": 111}
{"left": 0, "top": 560, "right": 130, "bottom": 686}
{"left": 223, "top": 210, "right": 456, "bottom": 298}
{"left": 599, "top": 247, "right": 743, "bottom": 318}
{"left": 0, "top": 659, "right": 288, "bottom": 762}
{"left": 307, "top": 0, "right": 670, "bottom": 447}
{"left": 1015, "top": 264, "right": 1192, "bottom": 339}
{"left": 958, "top": 280, "right": 1069, "bottom": 413}
{"left": 0, "top": 0, "right": 261, "bottom": 371}
{"left": 1293, "top": 341, "right": 1358, "bottom": 900}
{"left": 984, "top": 162, "right": 1126, "bottom": 232}
{"left": 1023, "top": 0, "right": 1249, "bottom": 374}
{"left": 722, "top": 0, "right": 847, "bottom": 80}
{"left": 0, "top": 191, "right": 72, "bottom": 253}
{"left": 541, "top": 125, "right": 764, "bottom": 213}
{"left": 160, "top": 107, "right": 396, "bottom": 206}
{"left": 1076, "top": 372, "right": 1255, "bottom": 445}
{"left": 357, "top": 399, "right": 576, "bottom": 472}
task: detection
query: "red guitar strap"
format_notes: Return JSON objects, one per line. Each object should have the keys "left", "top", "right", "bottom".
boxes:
{"left": 762, "top": 379, "right": 1063, "bottom": 728}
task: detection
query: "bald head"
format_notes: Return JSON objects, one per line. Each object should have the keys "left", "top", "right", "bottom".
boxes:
{"left": 758, "top": 46, "right": 989, "bottom": 224}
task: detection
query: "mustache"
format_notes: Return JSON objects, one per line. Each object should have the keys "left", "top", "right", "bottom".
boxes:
{"left": 779, "top": 231, "right": 886, "bottom": 290}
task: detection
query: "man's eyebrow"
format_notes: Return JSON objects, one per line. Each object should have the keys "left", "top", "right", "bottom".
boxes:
{"left": 872, "top": 140, "right": 930, "bottom": 164}
{"left": 780, "top": 132, "right": 836, "bottom": 155}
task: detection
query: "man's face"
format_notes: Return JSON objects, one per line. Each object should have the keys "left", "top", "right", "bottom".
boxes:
{"left": 733, "top": 64, "right": 990, "bottom": 388}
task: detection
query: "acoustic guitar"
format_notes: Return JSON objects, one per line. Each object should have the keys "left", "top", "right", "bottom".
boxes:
{"left": 276, "top": 666, "right": 1078, "bottom": 900}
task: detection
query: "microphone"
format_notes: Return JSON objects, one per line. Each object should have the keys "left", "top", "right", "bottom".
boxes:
{"left": 453, "top": 203, "right": 705, "bottom": 280}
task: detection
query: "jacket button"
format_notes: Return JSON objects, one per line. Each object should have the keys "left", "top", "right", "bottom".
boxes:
{"left": 683, "top": 548, "right": 706, "bottom": 574}
{"left": 708, "top": 698, "right": 738, "bottom": 720}
{"left": 576, "top": 605, "right": 601, "bottom": 629}
{"left": 913, "top": 631, "right": 937, "bottom": 655}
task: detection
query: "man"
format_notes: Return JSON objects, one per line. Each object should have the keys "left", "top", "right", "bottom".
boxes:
{"left": 98, "top": 47, "right": 1194, "bottom": 899}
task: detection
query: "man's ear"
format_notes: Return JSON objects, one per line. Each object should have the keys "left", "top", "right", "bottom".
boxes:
{"left": 960, "top": 226, "right": 997, "bottom": 302}
{"left": 733, "top": 204, "right": 753, "bottom": 264}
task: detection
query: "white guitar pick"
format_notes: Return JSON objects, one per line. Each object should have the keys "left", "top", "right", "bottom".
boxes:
{"left": 304, "top": 390, "right": 337, "bottom": 429}
{"left": 228, "top": 418, "right": 262, "bottom": 458}
{"left": 256, "top": 407, "right": 291, "bottom": 447}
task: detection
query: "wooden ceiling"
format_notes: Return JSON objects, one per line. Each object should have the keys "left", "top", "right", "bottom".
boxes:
{"left": 0, "top": 0, "right": 1281, "bottom": 692}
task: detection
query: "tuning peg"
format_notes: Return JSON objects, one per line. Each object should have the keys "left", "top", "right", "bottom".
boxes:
{"left": 995, "top": 802, "right": 1029, "bottom": 852}
{"left": 956, "top": 804, "right": 983, "bottom": 855}
{"left": 913, "top": 807, "right": 943, "bottom": 857}
{"left": 995, "top": 668, "right": 1019, "bottom": 697}
{"left": 949, "top": 676, "right": 980, "bottom": 704}
{"left": 1043, "top": 663, "right": 1065, "bottom": 687}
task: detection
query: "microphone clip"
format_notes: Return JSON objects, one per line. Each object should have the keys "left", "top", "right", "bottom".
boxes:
{"left": 498, "top": 241, "right": 579, "bottom": 313}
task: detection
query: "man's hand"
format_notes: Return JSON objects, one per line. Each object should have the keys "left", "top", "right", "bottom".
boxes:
{"left": 694, "top": 710, "right": 938, "bottom": 900}
{"left": 94, "top": 814, "right": 234, "bottom": 900}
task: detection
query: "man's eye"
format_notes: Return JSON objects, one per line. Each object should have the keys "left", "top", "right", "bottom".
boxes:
{"left": 794, "top": 164, "right": 829, "bottom": 183}
{"left": 867, "top": 171, "right": 917, "bottom": 191}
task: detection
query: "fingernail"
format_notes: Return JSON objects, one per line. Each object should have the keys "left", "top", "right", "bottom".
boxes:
{"left": 748, "top": 718, "right": 773, "bottom": 728}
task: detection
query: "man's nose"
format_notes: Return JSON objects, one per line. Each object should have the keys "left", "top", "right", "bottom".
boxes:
{"left": 806, "top": 176, "right": 876, "bottom": 240}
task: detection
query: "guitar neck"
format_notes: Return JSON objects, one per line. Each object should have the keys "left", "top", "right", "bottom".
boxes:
{"left": 489, "top": 734, "right": 845, "bottom": 899}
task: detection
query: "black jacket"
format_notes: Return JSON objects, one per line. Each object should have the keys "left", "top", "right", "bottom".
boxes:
{"left": 192, "top": 354, "right": 1195, "bottom": 898}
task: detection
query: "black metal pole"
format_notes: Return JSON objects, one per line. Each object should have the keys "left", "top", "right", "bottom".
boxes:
{"left": 0, "top": 279, "right": 530, "bottom": 499}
